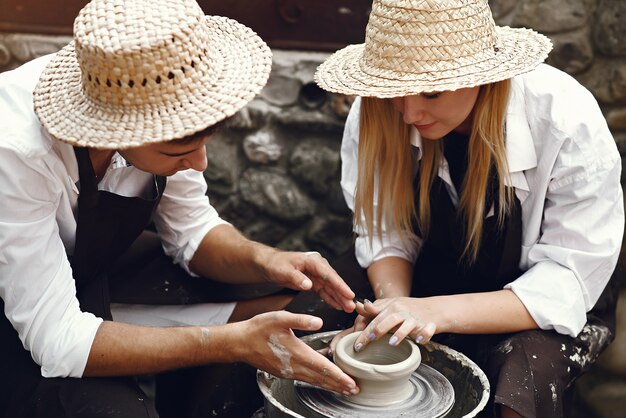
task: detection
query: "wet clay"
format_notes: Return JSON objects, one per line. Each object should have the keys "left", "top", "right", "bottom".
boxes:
{"left": 333, "top": 332, "right": 421, "bottom": 406}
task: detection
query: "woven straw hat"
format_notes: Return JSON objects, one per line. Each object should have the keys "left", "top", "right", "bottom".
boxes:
{"left": 315, "top": 0, "right": 552, "bottom": 98}
{"left": 33, "top": 0, "right": 272, "bottom": 149}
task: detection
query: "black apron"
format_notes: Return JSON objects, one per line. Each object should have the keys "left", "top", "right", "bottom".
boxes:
{"left": 412, "top": 132, "right": 521, "bottom": 301}
{"left": 0, "top": 147, "right": 166, "bottom": 416}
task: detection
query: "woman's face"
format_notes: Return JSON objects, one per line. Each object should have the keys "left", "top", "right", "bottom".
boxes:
{"left": 390, "top": 87, "right": 480, "bottom": 140}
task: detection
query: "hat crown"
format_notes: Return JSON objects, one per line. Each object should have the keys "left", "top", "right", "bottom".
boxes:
{"left": 362, "top": 0, "right": 498, "bottom": 78}
{"left": 74, "top": 0, "right": 213, "bottom": 108}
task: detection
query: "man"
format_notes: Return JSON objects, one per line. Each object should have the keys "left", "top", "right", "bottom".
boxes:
{"left": 0, "top": 0, "right": 358, "bottom": 416}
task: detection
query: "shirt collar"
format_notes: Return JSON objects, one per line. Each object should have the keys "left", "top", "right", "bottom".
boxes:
{"left": 504, "top": 77, "right": 537, "bottom": 173}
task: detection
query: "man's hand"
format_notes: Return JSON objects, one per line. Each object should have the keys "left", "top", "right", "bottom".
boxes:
{"left": 260, "top": 250, "right": 356, "bottom": 313}
{"left": 230, "top": 311, "right": 359, "bottom": 395}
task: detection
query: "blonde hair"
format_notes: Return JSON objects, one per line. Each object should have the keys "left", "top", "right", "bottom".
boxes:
{"left": 355, "top": 79, "right": 512, "bottom": 263}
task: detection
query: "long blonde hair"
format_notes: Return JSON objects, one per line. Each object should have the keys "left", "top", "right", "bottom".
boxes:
{"left": 355, "top": 80, "right": 512, "bottom": 263}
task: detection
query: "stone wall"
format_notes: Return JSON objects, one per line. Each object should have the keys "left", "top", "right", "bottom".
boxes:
{"left": 1, "top": 0, "right": 625, "bottom": 415}
{"left": 1, "top": 0, "right": 624, "bottom": 259}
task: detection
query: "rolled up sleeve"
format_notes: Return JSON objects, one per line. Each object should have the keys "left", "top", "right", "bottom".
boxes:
{"left": 0, "top": 147, "right": 102, "bottom": 377}
{"left": 506, "top": 152, "right": 623, "bottom": 337}
{"left": 153, "top": 169, "right": 230, "bottom": 276}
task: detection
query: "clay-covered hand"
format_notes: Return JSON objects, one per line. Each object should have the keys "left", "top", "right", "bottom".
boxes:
{"left": 232, "top": 311, "right": 359, "bottom": 395}
{"left": 261, "top": 250, "right": 356, "bottom": 312}
{"left": 351, "top": 297, "right": 438, "bottom": 352}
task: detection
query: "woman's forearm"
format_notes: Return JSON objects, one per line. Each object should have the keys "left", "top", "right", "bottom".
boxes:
{"left": 434, "top": 289, "right": 538, "bottom": 334}
{"left": 367, "top": 257, "right": 413, "bottom": 299}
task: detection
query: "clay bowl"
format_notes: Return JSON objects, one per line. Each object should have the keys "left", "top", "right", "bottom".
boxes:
{"left": 333, "top": 331, "right": 421, "bottom": 407}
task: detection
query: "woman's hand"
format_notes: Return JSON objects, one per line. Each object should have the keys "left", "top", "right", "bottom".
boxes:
{"left": 260, "top": 250, "right": 356, "bottom": 312}
{"left": 231, "top": 311, "right": 359, "bottom": 395}
{"left": 326, "top": 299, "right": 376, "bottom": 356}
{"left": 351, "top": 297, "right": 439, "bottom": 352}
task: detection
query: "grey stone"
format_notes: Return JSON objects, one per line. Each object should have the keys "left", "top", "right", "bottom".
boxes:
{"left": 488, "top": 0, "right": 518, "bottom": 20}
{"left": 271, "top": 50, "right": 330, "bottom": 84}
{"left": 607, "top": 109, "right": 626, "bottom": 132}
{"left": 306, "top": 215, "right": 354, "bottom": 256}
{"left": 204, "top": 134, "right": 241, "bottom": 196}
{"left": 0, "top": 42, "right": 10, "bottom": 67}
{"left": 289, "top": 140, "right": 340, "bottom": 196}
{"left": 276, "top": 231, "right": 311, "bottom": 253}
{"left": 326, "top": 180, "right": 352, "bottom": 216}
{"left": 239, "top": 168, "right": 315, "bottom": 221}
{"left": 578, "top": 59, "right": 626, "bottom": 104}
{"left": 243, "top": 130, "right": 283, "bottom": 164}
{"left": 594, "top": 0, "right": 626, "bottom": 57}
{"left": 547, "top": 28, "right": 594, "bottom": 75}
{"left": 513, "top": 0, "right": 588, "bottom": 33}
{"left": 243, "top": 220, "right": 290, "bottom": 246}
{"left": 275, "top": 106, "right": 346, "bottom": 133}
{"left": 228, "top": 100, "right": 275, "bottom": 131}
{"left": 0, "top": 33, "right": 70, "bottom": 71}
{"left": 260, "top": 74, "right": 302, "bottom": 107}
{"left": 293, "top": 59, "right": 322, "bottom": 83}
{"left": 215, "top": 196, "right": 260, "bottom": 231}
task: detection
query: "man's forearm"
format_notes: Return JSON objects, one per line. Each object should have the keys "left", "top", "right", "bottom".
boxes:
{"left": 84, "top": 321, "right": 239, "bottom": 376}
{"left": 188, "top": 224, "right": 275, "bottom": 284}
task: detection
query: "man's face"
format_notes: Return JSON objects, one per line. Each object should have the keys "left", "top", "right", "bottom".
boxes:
{"left": 119, "top": 135, "right": 210, "bottom": 176}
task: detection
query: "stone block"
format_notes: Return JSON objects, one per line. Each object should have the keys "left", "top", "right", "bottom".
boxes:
{"left": 243, "top": 129, "right": 283, "bottom": 164}
{"left": 289, "top": 140, "right": 340, "bottom": 196}
{"left": 547, "top": 27, "right": 594, "bottom": 75}
{"left": 594, "top": 0, "right": 626, "bottom": 57}
{"left": 578, "top": 58, "right": 626, "bottom": 104}
{"left": 513, "top": 0, "right": 589, "bottom": 33}
{"left": 239, "top": 168, "right": 315, "bottom": 221}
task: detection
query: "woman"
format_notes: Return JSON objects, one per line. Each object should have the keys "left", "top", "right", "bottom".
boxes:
{"left": 315, "top": 0, "right": 623, "bottom": 417}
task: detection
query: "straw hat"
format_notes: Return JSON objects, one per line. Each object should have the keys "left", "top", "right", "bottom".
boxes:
{"left": 315, "top": 0, "right": 552, "bottom": 98}
{"left": 33, "top": 0, "right": 272, "bottom": 149}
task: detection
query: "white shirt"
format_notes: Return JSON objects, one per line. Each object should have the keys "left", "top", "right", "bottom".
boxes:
{"left": 341, "top": 64, "right": 624, "bottom": 337}
{"left": 0, "top": 54, "right": 230, "bottom": 378}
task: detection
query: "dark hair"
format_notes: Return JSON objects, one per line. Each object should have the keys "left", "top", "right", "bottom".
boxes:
{"left": 172, "top": 117, "right": 231, "bottom": 146}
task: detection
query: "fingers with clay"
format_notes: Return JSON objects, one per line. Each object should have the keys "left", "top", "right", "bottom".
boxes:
{"left": 257, "top": 312, "right": 359, "bottom": 395}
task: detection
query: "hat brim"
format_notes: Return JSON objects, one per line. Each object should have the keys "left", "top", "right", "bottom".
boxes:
{"left": 315, "top": 27, "right": 552, "bottom": 98}
{"left": 33, "top": 16, "right": 272, "bottom": 149}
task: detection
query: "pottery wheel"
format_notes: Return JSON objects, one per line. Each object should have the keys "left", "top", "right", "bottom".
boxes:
{"left": 294, "top": 363, "right": 455, "bottom": 418}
